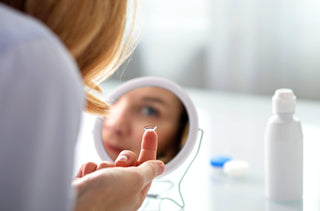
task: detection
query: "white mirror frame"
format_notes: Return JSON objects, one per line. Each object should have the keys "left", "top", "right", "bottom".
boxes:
{"left": 93, "top": 76, "right": 198, "bottom": 177}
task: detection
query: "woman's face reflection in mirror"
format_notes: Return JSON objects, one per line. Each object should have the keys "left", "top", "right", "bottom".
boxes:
{"left": 102, "top": 87, "right": 189, "bottom": 163}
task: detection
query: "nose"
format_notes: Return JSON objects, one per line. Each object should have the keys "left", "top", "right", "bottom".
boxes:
{"left": 103, "top": 100, "right": 131, "bottom": 136}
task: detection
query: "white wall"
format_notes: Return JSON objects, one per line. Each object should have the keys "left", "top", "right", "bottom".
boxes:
{"left": 109, "top": 0, "right": 320, "bottom": 100}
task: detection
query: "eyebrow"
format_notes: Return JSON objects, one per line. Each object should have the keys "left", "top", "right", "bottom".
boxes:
{"left": 141, "top": 96, "right": 169, "bottom": 107}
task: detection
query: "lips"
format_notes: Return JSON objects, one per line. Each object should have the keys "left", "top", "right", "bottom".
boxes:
{"left": 104, "top": 142, "right": 124, "bottom": 157}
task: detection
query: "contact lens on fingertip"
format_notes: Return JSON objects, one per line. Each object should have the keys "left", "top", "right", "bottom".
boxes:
{"left": 144, "top": 125, "right": 157, "bottom": 131}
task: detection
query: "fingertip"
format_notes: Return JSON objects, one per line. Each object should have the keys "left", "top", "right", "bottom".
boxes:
{"left": 82, "top": 162, "right": 97, "bottom": 176}
{"left": 97, "top": 161, "right": 115, "bottom": 169}
{"left": 115, "top": 150, "right": 138, "bottom": 167}
{"left": 115, "top": 155, "right": 129, "bottom": 167}
{"left": 140, "top": 160, "right": 166, "bottom": 183}
{"left": 138, "top": 130, "right": 158, "bottom": 163}
{"left": 142, "top": 130, "right": 158, "bottom": 150}
{"left": 156, "top": 161, "right": 166, "bottom": 176}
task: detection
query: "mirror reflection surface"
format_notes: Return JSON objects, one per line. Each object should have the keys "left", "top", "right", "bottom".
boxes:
{"left": 101, "top": 86, "right": 189, "bottom": 164}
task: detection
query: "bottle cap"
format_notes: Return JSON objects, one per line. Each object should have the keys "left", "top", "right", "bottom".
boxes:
{"left": 272, "top": 89, "right": 296, "bottom": 114}
{"left": 210, "top": 156, "right": 232, "bottom": 168}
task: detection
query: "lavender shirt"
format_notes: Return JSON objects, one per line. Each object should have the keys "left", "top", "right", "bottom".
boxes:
{"left": 0, "top": 4, "right": 84, "bottom": 211}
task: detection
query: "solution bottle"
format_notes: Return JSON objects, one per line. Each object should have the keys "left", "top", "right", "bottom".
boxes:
{"left": 264, "top": 89, "right": 303, "bottom": 201}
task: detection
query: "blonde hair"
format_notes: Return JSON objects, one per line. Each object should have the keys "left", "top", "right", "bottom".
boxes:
{"left": 2, "top": 0, "right": 138, "bottom": 115}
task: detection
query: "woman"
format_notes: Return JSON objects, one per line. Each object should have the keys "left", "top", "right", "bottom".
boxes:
{"left": 0, "top": 1, "right": 165, "bottom": 210}
{"left": 102, "top": 86, "right": 189, "bottom": 163}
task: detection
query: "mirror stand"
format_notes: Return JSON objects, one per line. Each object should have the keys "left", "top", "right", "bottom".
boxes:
{"left": 142, "top": 129, "right": 204, "bottom": 211}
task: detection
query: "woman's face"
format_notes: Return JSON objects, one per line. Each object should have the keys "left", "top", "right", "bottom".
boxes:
{"left": 102, "top": 87, "right": 185, "bottom": 162}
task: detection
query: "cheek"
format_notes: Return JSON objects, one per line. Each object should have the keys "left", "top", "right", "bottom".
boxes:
{"left": 129, "top": 125, "right": 145, "bottom": 154}
{"left": 102, "top": 119, "right": 112, "bottom": 135}
{"left": 157, "top": 127, "right": 177, "bottom": 151}
{"left": 101, "top": 127, "right": 110, "bottom": 143}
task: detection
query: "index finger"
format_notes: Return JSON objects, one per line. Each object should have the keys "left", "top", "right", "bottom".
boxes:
{"left": 138, "top": 130, "right": 158, "bottom": 164}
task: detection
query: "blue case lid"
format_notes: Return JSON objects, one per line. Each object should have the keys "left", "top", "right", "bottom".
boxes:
{"left": 210, "top": 156, "right": 232, "bottom": 168}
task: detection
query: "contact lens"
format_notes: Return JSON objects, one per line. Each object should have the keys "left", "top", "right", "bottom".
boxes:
{"left": 144, "top": 125, "right": 157, "bottom": 131}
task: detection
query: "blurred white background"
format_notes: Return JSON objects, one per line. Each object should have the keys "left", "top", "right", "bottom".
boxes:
{"left": 107, "top": 0, "right": 320, "bottom": 100}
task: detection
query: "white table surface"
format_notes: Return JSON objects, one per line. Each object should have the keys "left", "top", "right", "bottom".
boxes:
{"left": 75, "top": 81, "right": 320, "bottom": 211}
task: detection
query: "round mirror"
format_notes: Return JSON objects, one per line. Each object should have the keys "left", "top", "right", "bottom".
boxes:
{"left": 93, "top": 77, "right": 198, "bottom": 176}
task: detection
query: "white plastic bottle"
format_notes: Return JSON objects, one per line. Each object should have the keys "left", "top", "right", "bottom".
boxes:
{"left": 264, "top": 89, "right": 303, "bottom": 201}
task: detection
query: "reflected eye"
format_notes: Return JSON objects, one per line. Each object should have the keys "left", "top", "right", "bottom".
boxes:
{"left": 141, "top": 106, "right": 158, "bottom": 117}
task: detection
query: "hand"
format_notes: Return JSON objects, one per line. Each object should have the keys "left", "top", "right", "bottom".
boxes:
{"left": 75, "top": 130, "right": 160, "bottom": 177}
{"left": 72, "top": 130, "right": 166, "bottom": 211}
